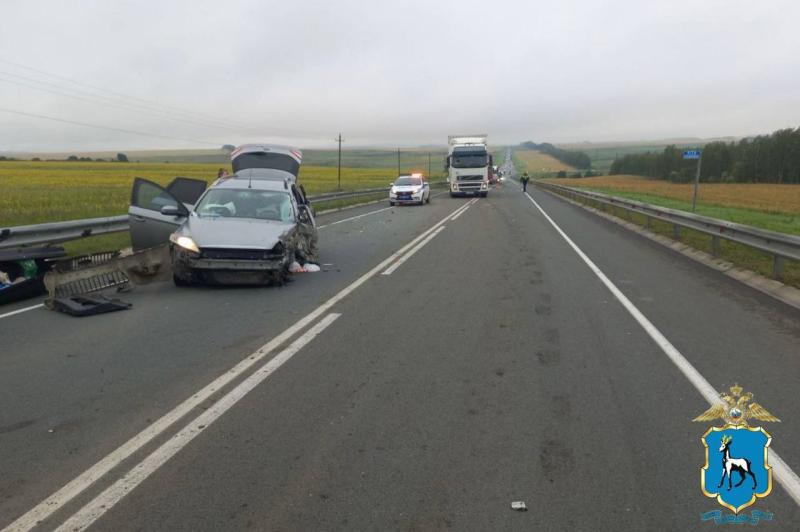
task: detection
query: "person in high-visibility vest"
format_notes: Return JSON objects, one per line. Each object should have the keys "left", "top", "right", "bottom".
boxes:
{"left": 520, "top": 172, "right": 530, "bottom": 192}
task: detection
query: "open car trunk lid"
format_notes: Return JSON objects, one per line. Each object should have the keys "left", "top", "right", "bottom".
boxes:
{"left": 230, "top": 144, "right": 302, "bottom": 177}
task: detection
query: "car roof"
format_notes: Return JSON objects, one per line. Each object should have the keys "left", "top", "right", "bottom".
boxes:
{"left": 211, "top": 177, "right": 291, "bottom": 192}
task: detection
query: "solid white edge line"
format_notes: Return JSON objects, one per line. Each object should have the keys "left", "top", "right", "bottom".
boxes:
{"left": 0, "top": 303, "right": 44, "bottom": 320}
{"left": 523, "top": 191, "right": 800, "bottom": 508}
{"left": 55, "top": 313, "right": 342, "bottom": 532}
{"left": 381, "top": 226, "right": 446, "bottom": 276}
{"left": 3, "top": 198, "right": 471, "bottom": 532}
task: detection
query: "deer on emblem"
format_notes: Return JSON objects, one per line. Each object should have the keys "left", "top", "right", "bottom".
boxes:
{"left": 717, "top": 435, "right": 757, "bottom": 491}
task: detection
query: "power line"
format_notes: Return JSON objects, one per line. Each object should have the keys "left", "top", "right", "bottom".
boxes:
{"left": 0, "top": 107, "right": 221, "bottom": 146}
{"left": 0, "top": 58, "right": 251, "bottom": 130}
{"left": 0, "top": 73, "right": 249, "bottom": 132}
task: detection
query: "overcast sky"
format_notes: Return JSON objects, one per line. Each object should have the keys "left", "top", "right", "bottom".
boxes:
{"left": 1, "top": 0, "right": 799, "bottom": 152}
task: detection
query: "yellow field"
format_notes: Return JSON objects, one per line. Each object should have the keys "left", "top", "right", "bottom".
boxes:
{"left": 546, "top": 175, "right": 800, "bottom": 214}
{"left": 0, "top": 161, "right": 396, "bottom": 226}
{"left": 515, "top": 149, "right": 575, "bottom": 173}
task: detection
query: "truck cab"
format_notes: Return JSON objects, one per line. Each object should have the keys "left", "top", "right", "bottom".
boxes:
{"left": 446, "top": 134, "right": 491, "bottom": 197}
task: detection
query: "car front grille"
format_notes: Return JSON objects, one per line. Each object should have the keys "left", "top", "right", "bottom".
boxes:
{"left": 201, "top": 248, "right": 282, "bottom": 260}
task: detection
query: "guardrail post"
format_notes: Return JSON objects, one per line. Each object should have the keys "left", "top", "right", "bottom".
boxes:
{"left": 673, "top": 224, "right": 681, "bottom": 240}
{"left": 772, "top": 256, "right": 784, "bottom": 281}
{"left": 645, "top": 215, "right": 652, "bottom": 230}
{"left": 711, "top": 235, "right": 720, "bottom": 257}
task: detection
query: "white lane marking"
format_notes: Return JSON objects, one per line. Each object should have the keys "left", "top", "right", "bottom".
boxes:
{"left": 381, "top": 226, "right": 446, "bottom": 276}
{"left": 450, "top": 198, "right": 477, "bottom": 221}
{"left": 316, "top": 190, "right": 448, "bottom": 229}
{"left": 524, "top": 191, "right": 800, "bottom": 508}
{"left": 318, "top": 206, "right": 393, "bottom": 229}
{"left": 56, "top": 313, "right": 341, "bottom": 532}
{"left": 0, "top": 303, "right": 44, "bottom": 320}
{"left": 3, "top": 198, "right": 471, "bottom": 532}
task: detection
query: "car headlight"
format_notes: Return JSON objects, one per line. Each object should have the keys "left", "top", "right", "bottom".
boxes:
{"left": 170, "top": 233, "right": 200, "bottom": 253}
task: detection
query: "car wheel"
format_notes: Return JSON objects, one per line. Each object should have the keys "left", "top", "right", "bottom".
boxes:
{"left": 426, "top": 193, "right": 431, "bottom": 204}
{"left": 173, "top": 273, "right": 190, "bottom": 287}
{"left": 389, "top": 201, "right": 395, "bottom": 206}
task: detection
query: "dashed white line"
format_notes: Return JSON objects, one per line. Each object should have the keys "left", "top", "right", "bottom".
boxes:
{"left": 0, "top": 303, "right": 44, "bottom": 320}
{"left": 55, "top": 313, "right": 342, "bottom": 532}
{"left": 524, "top": 191, "right": 800, "bottom": 508}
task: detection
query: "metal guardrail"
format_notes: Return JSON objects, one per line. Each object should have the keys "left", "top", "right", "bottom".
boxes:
{"left": 0, "top": 182, "right": 447, "bottom": 251}
{"left": 534, "top": 180, "right": 800, "bottom": 281}
{"left": 0, "top": 215, "right": 129, "bottom": 250}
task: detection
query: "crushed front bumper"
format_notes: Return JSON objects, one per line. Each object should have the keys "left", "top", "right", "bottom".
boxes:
{"left": 172, "top": 246, "right": 290, "bottom": 284}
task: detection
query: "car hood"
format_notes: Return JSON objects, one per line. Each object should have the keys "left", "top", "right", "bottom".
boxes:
{"left": 182, "top": 216, "right": 294, "bottom": 249}
{"left": 392, "top": 185, "right": 423, "bottom": 192}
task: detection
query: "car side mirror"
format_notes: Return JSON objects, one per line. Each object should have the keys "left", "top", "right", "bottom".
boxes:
{"left": 298, "top": 205, "right": 311, "bottom": 223}
{"left": 161, "top": 204, "right": 184, "bottom": 216}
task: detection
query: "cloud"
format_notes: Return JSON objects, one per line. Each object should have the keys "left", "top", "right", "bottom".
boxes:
{"left": 1, "top": 0, "right": 798, "bottom": 151}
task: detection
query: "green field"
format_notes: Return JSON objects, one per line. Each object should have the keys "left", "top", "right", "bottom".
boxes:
{"left": 0, "top": 160, "right": 408, "bottom": 227}
{"left": 8, "top": 147, "right": 453, "bottom": 171}
{"left": 579, "top": 189, "right": 800, "bottom": 235}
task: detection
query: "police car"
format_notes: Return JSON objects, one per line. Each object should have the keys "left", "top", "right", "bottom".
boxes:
{"left": 389, "top": 174, "right": 431, "bottom": 206}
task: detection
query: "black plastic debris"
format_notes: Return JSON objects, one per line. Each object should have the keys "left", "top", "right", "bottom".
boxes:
{"left": 49, "top": 294, "right": 132, "bottom": 317}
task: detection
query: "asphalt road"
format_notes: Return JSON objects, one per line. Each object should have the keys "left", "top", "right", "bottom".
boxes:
{"left": 1, "top": 174, "right": 799, "bottom": 530}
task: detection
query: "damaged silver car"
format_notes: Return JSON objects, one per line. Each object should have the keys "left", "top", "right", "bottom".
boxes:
{"left": 128, "top": 146, "right": 318, "bottom": 286}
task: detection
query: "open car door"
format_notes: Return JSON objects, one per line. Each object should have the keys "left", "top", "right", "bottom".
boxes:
{"left": 128, "top": 177, "right": 207, "bottom": 250}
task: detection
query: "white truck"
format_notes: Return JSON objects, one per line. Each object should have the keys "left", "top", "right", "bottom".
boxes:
{"left": 445, "top": 134, "right": 492, "bottom": 197}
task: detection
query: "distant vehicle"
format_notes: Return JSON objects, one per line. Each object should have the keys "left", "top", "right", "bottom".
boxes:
{"left": 389, "top": 174, "right": 431, "bottom": 206}
{"left": 488, "top": 164, "right": 500, "bottom": 184}
{"left": 128, "top": 144, "right": 318, "bottom": 286}
{"left": 445, "top": 134, "right": 492, "bottom": 197}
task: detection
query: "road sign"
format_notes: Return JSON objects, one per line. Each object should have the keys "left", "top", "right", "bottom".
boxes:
{"left": 683, "top": 150, "right": 701, "bottom": 160}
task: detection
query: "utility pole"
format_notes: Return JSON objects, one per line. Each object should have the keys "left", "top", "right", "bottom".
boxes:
{"left": 336, "top": 133, "right": 344, "bottom": 190}
{"left": 397, "top": 148, "right": 401, "bottom": 177}
{"left": 428, "top": 152, "right": 431, "bottom": 177}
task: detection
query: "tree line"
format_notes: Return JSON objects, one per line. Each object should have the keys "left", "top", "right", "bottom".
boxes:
{"left": 520, "top": 141, "right": 591, "bottom": 169}
{"left": 609, "top": 126, "right": 800, "bottom": 183}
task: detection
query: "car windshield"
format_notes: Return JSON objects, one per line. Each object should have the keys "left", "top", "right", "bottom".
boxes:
{"left": 395, "top": 177, "right": 422, "bottom": 186}
{"left": 194, "top": 189, "right": 294, "bottom": 222}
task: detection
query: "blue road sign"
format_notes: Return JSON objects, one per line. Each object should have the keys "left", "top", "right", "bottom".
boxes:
{"left": 683, "top": 150, "right": 701, "bottom": 160}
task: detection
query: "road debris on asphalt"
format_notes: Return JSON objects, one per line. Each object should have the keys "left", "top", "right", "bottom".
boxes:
{"left": 49, "top": 294, "right": 132, "bottom": 317}
{"left": 289, "top": 261, "right": 321, "bottom": 273}
{"left": 510, "top": 501, "right": 528, "bottom": 511}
